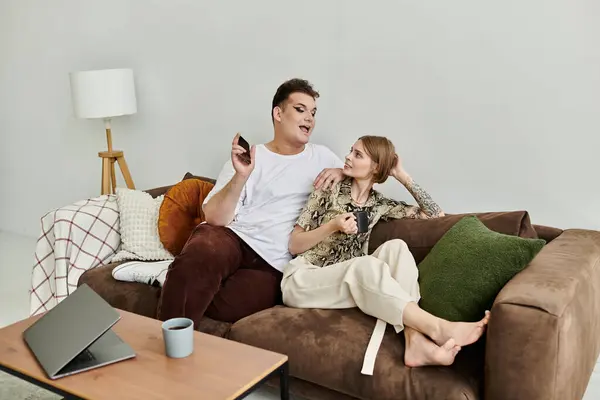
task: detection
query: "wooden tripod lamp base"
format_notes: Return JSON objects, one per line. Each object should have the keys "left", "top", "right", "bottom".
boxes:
{"left": 99, "top": 150, "right": 135, "bottom": 195}
{"left": 99, "top": 122, "right": 135, "bottom": 195}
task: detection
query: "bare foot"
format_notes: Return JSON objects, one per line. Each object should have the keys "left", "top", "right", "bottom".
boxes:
{"left": 404, "top": 328, "right": 461, "bottom": 367}
{"left": 432, "top": 311, "right": 491, "bottom": 347}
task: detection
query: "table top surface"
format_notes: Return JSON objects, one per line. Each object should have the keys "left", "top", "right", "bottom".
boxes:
{"left": 0, "top": 309, "right": 287, "bottom": 400}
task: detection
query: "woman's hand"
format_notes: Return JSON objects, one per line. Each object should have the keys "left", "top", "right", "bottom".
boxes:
{"left": 331, "top": 213, "right": 358, "bottom": 234}
{"left": 390, "top": 154, "right": 411, "bottom": 186}
{"left": 388, "top": 154, "right": 445, "bottom": 219}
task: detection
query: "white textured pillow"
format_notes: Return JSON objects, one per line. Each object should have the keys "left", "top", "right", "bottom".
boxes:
{"left": 112, "top": 187, "right": 174, "bottom": 262}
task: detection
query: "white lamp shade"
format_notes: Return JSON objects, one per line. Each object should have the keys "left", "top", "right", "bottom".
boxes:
{"left": 69, "top": 68, "right": 137, "bottom": 119}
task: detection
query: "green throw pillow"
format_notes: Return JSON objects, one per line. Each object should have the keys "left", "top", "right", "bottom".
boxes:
{"left": 417, "top": 215, "right": 546, "bottom": 322}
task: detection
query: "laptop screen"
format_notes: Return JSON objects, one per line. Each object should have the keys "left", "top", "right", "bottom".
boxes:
{"left": 23, "top": 284, "right": 120, "bottom": 377}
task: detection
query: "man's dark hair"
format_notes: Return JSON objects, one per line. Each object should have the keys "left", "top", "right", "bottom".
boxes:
{"left": 271, "top": 78, "right": 320, "bottom": 121}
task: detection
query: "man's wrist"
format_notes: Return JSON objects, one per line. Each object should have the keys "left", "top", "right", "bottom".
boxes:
{"left": 232, "top": 172, "right": 250, "bottom": 186}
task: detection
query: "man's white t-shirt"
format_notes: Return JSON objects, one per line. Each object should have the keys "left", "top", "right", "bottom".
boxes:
{"left": 203, "top": 143, "right": 343, "bottom": 272}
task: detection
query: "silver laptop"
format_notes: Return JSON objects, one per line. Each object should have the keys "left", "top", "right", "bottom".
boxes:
{"left": 23, "top": 283, "right": 136, "bottom": 379}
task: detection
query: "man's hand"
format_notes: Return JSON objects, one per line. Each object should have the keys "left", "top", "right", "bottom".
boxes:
{"left": 203, "top": 133, "right": 253, "bottom": 226}
{"left": 314, "top": 168, "right": 344, "bottom": 190}
{"left": 231, "top": 133, "right": 256, "bottom": 179}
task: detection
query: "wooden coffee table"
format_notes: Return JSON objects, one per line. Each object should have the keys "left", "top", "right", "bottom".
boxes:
{"left": 0, "top": 309, "right": 289, "bottom": 399}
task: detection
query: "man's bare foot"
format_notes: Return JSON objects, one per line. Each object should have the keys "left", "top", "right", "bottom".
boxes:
{"left": 432, "top": 311, "right": 491, "bottom": 347}
{"left": 404, "top": 328, "right": 461, "bottom": 367}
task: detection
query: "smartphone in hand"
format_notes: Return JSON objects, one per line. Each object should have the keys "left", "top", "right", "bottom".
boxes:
{"left": 237, "top": 135, "right": 251, "bottom": 165}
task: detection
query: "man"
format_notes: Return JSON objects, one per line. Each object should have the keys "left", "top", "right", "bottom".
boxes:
{"left": 157, "top": 78, "right": 345, "bottom": 326}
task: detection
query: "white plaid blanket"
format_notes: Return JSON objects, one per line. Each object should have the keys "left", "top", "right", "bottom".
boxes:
{"left": 29, "top": 195, "right": 121, "bottom": 316}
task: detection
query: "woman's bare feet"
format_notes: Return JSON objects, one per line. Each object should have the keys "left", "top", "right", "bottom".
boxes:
{"left": 404, "top": 327, "right": 461, "bottom": 367}
{"left": 432, "top": 311, "right": 491, "bottom": 347}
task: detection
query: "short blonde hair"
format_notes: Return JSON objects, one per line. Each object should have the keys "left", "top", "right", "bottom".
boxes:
{"left": 358, "top": 135, "right": 396, "bottom": 184}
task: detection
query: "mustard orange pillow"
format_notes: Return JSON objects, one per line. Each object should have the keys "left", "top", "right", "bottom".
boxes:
{"left": 158, "top": 178, "right": 214, "bottom": 255}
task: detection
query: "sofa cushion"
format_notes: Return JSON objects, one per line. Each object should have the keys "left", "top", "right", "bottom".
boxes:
{"left": 417, "top": 215, "right": 546, "bottom": 322}
{"left": 77, "top": 263, "right": 231, "bottom": 337}
{"left": 229, "top": 306, "right": 482, "bottom": 400}
{"left": 145, "top": 184, "right": 176, "bottom": 199}
{"left": 158, "top": 178, "right": 215, "bottom": 255}
{"left": 533, "top": 224, "right": 563, "bottom": 243}
{"left": 144, "top": 172, "right": 216, "bottom": 198}
{"left": 182, "top": 172, "right": 216, "bottom": 185}
{"left": 112, "top": 187, "right": 174, "bottom": 262}
{"left": 369, "top": 211, "right": 538, "bottom": 263}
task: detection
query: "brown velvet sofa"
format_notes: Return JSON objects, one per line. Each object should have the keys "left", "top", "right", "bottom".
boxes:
{"left": 77, "top": 173, "right": 600, "bottom": 400}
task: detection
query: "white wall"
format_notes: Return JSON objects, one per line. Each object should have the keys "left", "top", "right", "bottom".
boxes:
{"left": 1, "top": 0, "right": 599, "bottom": 238}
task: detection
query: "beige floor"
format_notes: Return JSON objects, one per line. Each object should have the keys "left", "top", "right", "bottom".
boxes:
{"left": 0, "top": 230, "right": 598, "bottom": 400}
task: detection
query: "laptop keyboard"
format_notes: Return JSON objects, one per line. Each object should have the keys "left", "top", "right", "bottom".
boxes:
{"left": 58, "top": 348, "right": 97, "bottom": 376}
{"left": 75, "top": 349, "right": 96, "bottom": 363}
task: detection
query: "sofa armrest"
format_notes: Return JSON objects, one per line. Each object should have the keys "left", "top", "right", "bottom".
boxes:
{"left": 485, "top": 229, "right": 600, "bottom": 400}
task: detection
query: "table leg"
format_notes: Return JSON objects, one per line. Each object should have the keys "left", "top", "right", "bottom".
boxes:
{"left": 279, "top": 361, "right": 289, "bottom": 400}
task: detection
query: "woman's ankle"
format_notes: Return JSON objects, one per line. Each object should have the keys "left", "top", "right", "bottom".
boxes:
{"left": 403, "top": 302, "right": 445, "bottom": 343}
{"left": 429, "top": 318, "right": 446, "bottom": 345}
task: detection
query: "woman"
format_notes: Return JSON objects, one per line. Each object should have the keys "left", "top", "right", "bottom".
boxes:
{"left": 282, "top": 136, "right": 490, "bottom": 374}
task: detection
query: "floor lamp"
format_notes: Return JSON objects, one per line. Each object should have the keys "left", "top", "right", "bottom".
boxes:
{"left": 69, "top": 68, "right": 137, "bottom": 195}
